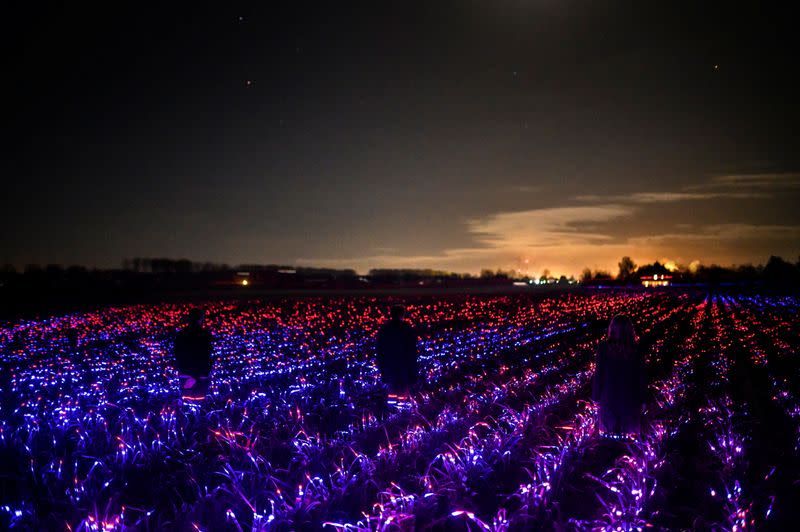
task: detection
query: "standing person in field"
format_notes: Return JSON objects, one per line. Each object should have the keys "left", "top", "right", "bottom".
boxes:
{"left": 174, "top": 308, "right": 214, "bottom": 401}
{"left": 376, "top": 305, "right": 419, "bottom": 399}
{"left": 592, "top": 314, "right": 647, "bottom": 437}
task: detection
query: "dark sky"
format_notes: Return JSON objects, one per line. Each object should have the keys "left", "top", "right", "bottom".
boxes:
{"left": 5, "top": 1, "right": 799, "bottom": 275}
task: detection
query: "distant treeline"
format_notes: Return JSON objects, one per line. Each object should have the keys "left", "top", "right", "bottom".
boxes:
{"left": 0, "top": 261, "right": 480, "bottom": 281}
{"left": 580, "top": 255, "right": 800, "bottom": 288}
{"left": 0, "top": 261, "right": 485, "bottom": 319}
{"left": 117, "top": 258, "right": 360, "bottom": 277}
{"left": 369, "top": 269, "right": 474, "bottom": 281}
{"left": 2, "top": 254, "right": 798, "bottom": 319}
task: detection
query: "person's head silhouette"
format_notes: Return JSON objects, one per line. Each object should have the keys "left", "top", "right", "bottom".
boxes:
{"left": 607, "top": 314, "right": 636, "bottom": 351}
{"left": 186, "top": 308, "right": 205, "bottom": 327}
{"left": 389, "top": 305, "right": 406, "bottom": 321}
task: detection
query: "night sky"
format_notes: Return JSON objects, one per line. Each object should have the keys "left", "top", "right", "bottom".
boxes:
{"left": 5, "top": 1, "right": 799, "bottom": 275}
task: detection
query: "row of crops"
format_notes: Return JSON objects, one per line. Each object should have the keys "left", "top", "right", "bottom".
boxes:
{"left": 1, "top": 292, "right": 798, "bottom": 530}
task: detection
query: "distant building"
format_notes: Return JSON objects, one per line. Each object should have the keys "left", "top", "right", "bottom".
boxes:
{"left": 637, "top": 261, "right": 674, "bottom": 287}
{"left": 640, "top": 273, "right": 671, "bottom": 287}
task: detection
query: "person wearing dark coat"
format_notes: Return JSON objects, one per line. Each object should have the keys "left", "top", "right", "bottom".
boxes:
{"left": 376, "top": 305, "right": 418, "bottom": 398}
{"left": 174, "top": 308, "right": 213, "bottom": 401}
{"left": 592, "top": 314, "right": 647, "bottom": 437}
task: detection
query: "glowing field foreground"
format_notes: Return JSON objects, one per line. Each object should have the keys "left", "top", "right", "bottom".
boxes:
{"left": 1, "top": 292, "right": 799, "bottom": 530}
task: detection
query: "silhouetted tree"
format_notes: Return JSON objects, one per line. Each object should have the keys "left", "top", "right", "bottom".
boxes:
{"left": 45, "top": 264, "right": 64, "bottom": 277}
{"left": 617, "top": 256, "right": 637, "bottom": 282}
{"left": 735, "top": 264, "right": 759, "bottom": 283}
{"left": 763, "top": 255, "right": 799, "bottom": 288}
{"left": 593, "top": 270, "right": 613, "bottom": 280}
{"left": 175, "top": 259, "right": 193, "bottom": 274}
{"left": 579, "top": 268, "right": 613, "bottom": 284}
{"left": 65, "top": 265, "right": 87, "bottom": 276}
{"left": 494, "top": 269, "right": 510, "bottom": 279}
{"left": 636, "top": 261, "right": 670, "bottom": 278}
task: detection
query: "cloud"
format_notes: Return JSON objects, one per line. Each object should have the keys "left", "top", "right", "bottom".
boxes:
{"left": 576, "top": 172, "right": 799, "bottom": 205}
{"left": 466, "top": 205, "right": 633, "bottom": 247}
{"left": 628, "top": 224, "right": 800, "bottom": 246}
{"left": 577, "top": 190, "right": 771, "bottom": 204}
{"left": 300, "top": 204, "right": 636, "bottom": 274}
{"left": 301, "top": 215, "right": 800, "bottom": 276}
{"left": 508, "top": 185, "right": 543, "bottom": 193}
{"left": 299, "top": 172, "right": 800, "bottom": 275}
{"left": 686, "top": 172, "right": 800, "bottom": 190}
{"left": 624, "top": 224, "right": 800, "bottom": 267}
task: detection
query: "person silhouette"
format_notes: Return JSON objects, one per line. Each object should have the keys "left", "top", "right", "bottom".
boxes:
{"left": 174, "top": 308, "right": 213, "bottom": 401}
{"left": 376, "top": 305, "right": 418, "bottom": 400}
{"left": 592, "top": 315, "right": 647, "bottom": 438}
{"left": 0, "top": 358, "right": 13, "bottom": 417}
